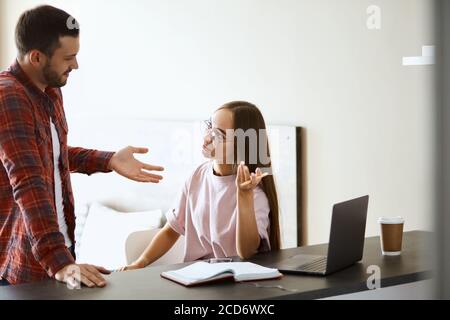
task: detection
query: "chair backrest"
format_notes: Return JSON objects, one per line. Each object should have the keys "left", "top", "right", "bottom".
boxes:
{"left": 125, "top": 229, "right": 185, "bottom": 266}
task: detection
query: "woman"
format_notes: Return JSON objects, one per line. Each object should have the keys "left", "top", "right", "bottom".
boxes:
{"left": 122, "top": 101, "right": 280, "bottom": 270}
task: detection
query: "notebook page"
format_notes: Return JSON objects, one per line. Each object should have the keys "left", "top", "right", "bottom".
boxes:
{"left": 167, "top": 262, "right": 280, "bottom": 282}
{"left": 168, "top": 262, "right": 234, "bottom": 281}
{"left": 224, "top": 263, "right": 281, "bottom": 281}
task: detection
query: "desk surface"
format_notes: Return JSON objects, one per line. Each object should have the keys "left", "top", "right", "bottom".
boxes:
{"left": 0, "top": 231, "right": 433, "bottom": 300}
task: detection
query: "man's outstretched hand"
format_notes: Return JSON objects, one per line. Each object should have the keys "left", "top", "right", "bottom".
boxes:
{"left": 109, "top": 146, "right": 164, "bottom": 183}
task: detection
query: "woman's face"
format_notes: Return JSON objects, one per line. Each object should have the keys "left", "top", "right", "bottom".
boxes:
{"left": 202, "top": 109, "right": 235, "bottom": 163}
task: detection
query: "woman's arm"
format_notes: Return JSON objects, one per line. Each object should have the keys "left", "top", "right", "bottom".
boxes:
{"left": 123, "top": 222, "right": 180, "bottom": 270}
{"left": 236, "top": 190, "right": 261, "bottom": 259}
{"left": 236, "top": 163, "right": 269, "bottom": 259}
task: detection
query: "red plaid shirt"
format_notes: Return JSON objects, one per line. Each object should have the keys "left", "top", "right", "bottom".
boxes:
{"left": 0, "top": 61, "right": 115, "bottom": 285}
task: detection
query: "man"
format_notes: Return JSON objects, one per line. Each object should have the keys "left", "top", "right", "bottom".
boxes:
{"left": 0, "top": 5, "right": 164, "bottom": 287}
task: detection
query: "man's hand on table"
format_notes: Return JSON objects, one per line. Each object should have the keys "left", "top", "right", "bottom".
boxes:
{"left": 55, "top": 264, "right": 111, "bottom": 288}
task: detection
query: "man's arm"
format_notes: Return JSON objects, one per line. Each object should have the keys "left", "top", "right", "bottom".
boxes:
{"left": 68, "top": 146, "right": 115, "bottom": 175}
{"left": 0, "top": 90, "right": 74, "bottom": 277}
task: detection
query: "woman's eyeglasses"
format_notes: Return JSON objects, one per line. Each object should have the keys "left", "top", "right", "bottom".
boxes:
{"left": 203, "top": 119, "right": 231, "bottom": 142}
{"left": 204, "top": 119, "right": 213, "bottom": 131}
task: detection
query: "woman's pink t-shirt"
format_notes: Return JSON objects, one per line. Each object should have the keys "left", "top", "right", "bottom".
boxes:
{"left": 166, "top": 161, "right": 271, "bottom": 262}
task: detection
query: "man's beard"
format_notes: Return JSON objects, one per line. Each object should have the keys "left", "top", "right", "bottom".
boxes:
{"left": 42, "top": 62, "right": 70, "bottom": 88}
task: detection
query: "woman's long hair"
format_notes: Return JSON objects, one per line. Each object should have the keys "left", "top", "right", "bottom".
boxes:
{"left": 218, "top": 101, "right": 281, "bottom": 251}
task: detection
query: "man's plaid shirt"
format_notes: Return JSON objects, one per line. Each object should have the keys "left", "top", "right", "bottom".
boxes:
{"left": 0, "top": 60, "right": 114, "bottom": 285}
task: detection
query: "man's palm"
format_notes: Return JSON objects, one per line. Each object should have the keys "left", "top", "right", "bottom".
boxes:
{"left": 109, "top": 146, "right": 164, "bottom": 183}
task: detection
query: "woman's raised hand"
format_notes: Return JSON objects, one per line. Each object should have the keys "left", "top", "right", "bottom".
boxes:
{"left": 236, "top": 162, "right": 269, "bottom": 192}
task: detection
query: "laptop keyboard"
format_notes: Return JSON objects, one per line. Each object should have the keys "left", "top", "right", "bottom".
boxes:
{"left": 297, "top": 257, "right": 328, "bottom": 273}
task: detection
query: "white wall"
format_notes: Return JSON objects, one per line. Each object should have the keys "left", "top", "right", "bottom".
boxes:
{"left": 0, "top": 0, "right": 436, "bottom": 245}
{"left": 0, "top": 0, "right": 6, "bottom": 67}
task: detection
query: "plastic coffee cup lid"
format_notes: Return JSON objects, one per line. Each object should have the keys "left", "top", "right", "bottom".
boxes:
{"left": 378, "top": 216, "right": 404, "bottom": 224}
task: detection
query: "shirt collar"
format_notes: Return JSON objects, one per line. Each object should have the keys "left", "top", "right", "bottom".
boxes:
{"left": 9, "top": 59, "right": 58, "bottom": 102}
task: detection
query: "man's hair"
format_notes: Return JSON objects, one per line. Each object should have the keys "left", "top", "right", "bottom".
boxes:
{"left": 15, "top": 5, "right": 79, "bottom": 58}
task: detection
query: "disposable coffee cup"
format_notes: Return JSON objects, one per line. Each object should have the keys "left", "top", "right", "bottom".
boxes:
{"left": 378, "top": 217, "right": 404, "bottom": 256}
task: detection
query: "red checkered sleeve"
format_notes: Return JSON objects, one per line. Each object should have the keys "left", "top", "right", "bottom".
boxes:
{"left": 68, "top": 147, "right": 115, "bottom": 175}
{"left": 0, "top": 89, "right": 75, "bottom": 277}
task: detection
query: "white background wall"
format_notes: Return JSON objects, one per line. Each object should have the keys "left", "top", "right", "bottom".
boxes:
{"left": 0, "top": 0, "right": 436, "bottom": 245}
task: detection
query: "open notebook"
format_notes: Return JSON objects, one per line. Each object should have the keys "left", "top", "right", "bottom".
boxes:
{"left": 161, "top": 262, "right": 283, "bottom": 287}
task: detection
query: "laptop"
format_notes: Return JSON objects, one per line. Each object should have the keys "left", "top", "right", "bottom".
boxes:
{"left": 274, "top": 195, "right": 369, "bottom": 276}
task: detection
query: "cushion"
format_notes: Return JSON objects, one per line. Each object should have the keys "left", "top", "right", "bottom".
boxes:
{"left": 76, "top": 202, "right": 163, "bottom": 270}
